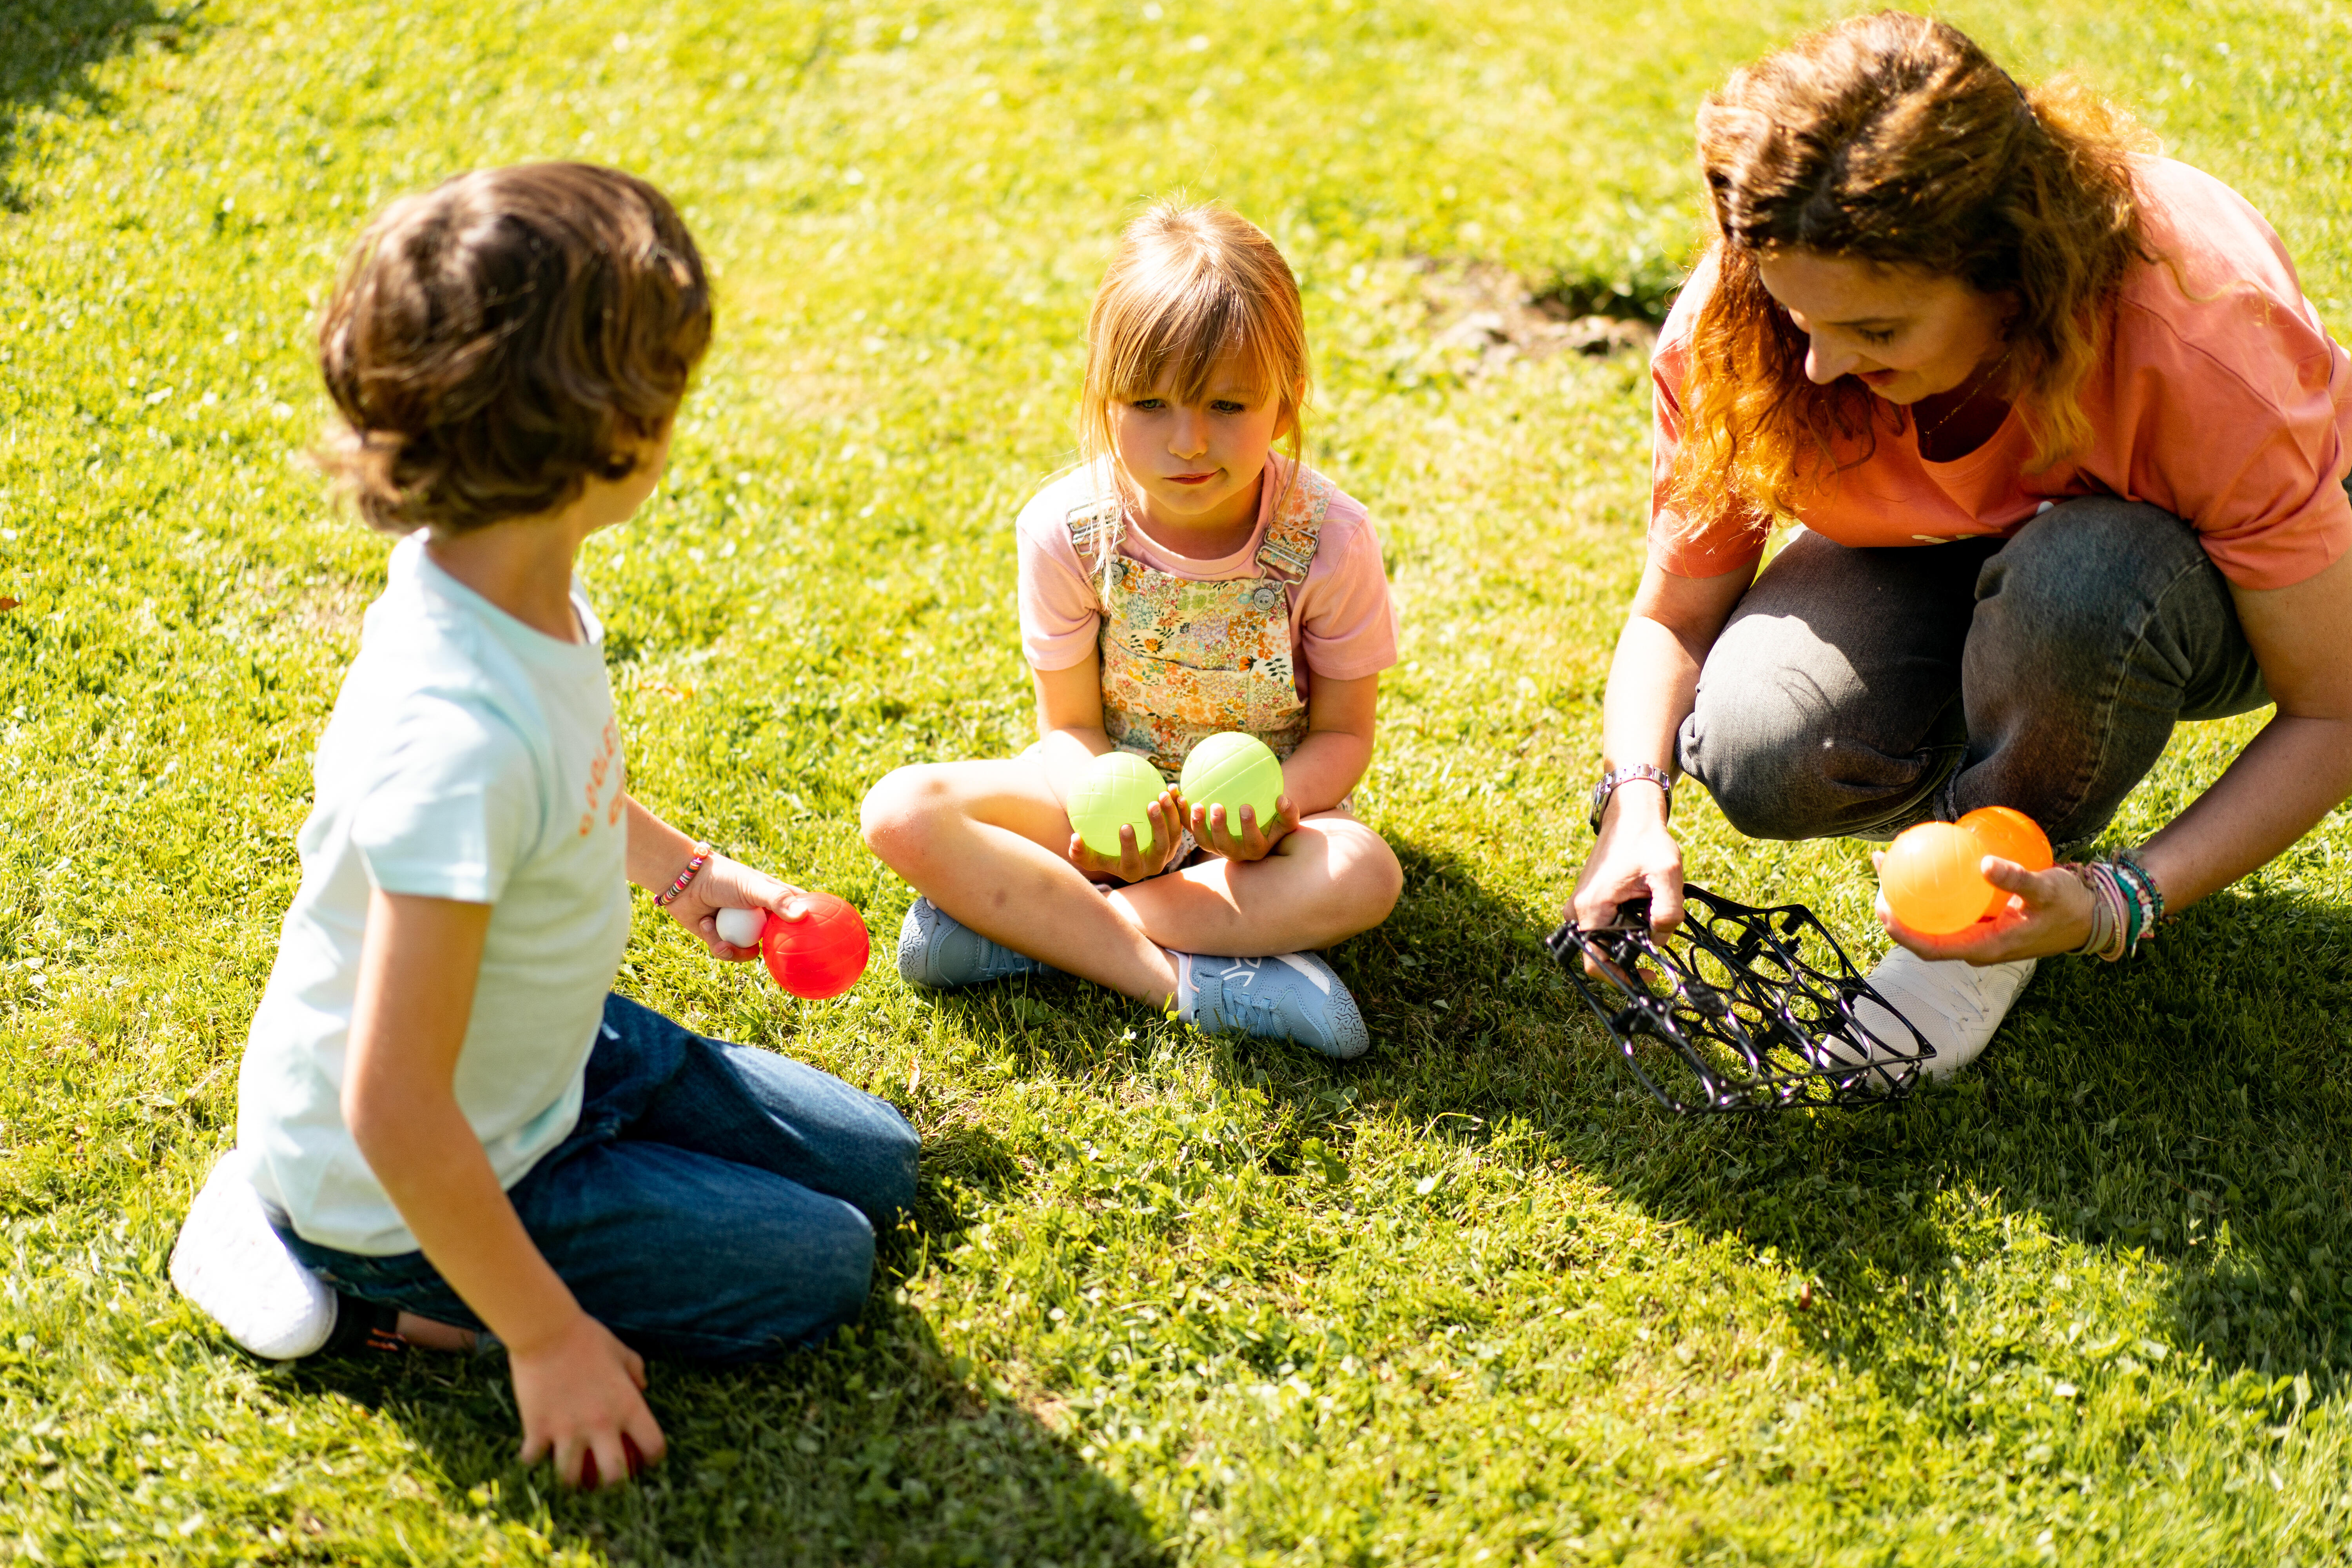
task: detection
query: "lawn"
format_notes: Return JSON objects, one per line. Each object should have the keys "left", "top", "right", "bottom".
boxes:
{"left": 3, "top": 0, "right": 2350, "bottom": 1562}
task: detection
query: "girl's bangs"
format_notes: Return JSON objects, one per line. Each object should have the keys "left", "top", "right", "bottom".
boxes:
{"left": 1105, "top": 286, "right": 1281, "bottom": 406}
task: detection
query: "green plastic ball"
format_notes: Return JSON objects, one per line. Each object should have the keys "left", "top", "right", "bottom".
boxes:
{"left": 1067, "top": 750, "right": 1165, "bottom": 857}
{"left": 1179, "top": 732, "right": 1285, "bottom": 833}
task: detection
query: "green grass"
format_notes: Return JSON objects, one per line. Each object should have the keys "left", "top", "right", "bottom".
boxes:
{"left": 4, "top": 0, "right": 2352, "bottom": 1561}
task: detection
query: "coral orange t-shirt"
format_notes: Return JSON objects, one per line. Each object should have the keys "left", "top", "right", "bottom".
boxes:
{"left": 1647, "top": 157, "right": 2352, "bottom": 592}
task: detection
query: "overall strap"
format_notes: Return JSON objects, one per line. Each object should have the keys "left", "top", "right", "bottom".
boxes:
{"left": 1066, "top": 495, "right": 1122, "bottom": 564}
{"left": 1254, "top": 465, "right": 1329, "bottom": 586}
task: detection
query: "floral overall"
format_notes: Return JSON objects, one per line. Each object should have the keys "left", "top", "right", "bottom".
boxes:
{"left": 1068, "top": 466, "right": 1330, "bottom": 780}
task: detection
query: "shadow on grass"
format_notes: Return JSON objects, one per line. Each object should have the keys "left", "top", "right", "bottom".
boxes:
{"left": 280, "top": 1201, "right": 1168, "bottom": 1566}
{"left": 1271, "top": 840, "right": 2352, "bottom": 1390}
{"left": 869, "top": 833, "right": 2348, "bottom": 1458}
{"left": 0, "top": 0, "right": 201, "bottom": 208}
{"left": 1551, "top": 882, "right": 2352, "bottom": 1388}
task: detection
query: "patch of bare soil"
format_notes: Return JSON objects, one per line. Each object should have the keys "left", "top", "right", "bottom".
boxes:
{"left": 1418, "top": 260, "right": 1659, "bottom": 369}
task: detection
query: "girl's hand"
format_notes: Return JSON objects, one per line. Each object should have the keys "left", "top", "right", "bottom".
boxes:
{"left": 1065, "top": 789, "right": 1188, "bottom": 883}
{"left": 1188, "top": 793, "right": 1301, "bottom": 863}
{"left": 510, "top": 1310, "right": 668, "bottom": 1490}
{"left": 1874, "top": 854, "right": 2095, "bottom": 964}
{"left": 667, "top": 855, "right": 809, "bottom": 961}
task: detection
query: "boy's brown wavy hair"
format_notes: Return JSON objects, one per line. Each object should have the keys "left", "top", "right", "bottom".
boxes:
{"left": 1670, "top": 11, "right": 2155, "bottom": 544}
{"left": 317, "top": 163, "right": 711, "bottom": 535}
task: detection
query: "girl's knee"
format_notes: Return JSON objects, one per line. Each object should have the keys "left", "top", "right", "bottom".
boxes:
{"left": 1319, "top": 822, "right": 1403, "bottom": 931}
{"left": 859, "top": 765, "right": 953, "bottom": 864}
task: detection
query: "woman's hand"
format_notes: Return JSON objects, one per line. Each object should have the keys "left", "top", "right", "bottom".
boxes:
{"left": 1874, "top": 853, "right": 2095, "bottom": 963}
{"left": 510, "top": 1309, "right": 668, "bottom": 1489}
{"left": 1187, "top": 791, "right": 1301, "bottom": 863}
{"left": 668, "top": 855, "right": 808, "bottom": 961}
{"left": 1568, "top": 801, "right": 1685, "bottom": 936}
{"left": 1064, "top": 788, "right": 1189, "bottom": 883}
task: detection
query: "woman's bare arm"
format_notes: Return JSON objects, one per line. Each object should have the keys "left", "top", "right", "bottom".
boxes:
{"left": 1566, "top": 557, "right": 1754, "bottom": 933}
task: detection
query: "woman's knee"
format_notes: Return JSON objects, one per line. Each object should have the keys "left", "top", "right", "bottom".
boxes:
{"left": 862, "top": 1105, "right": 922, "bottom": 1221}
{"left": 1684, "top": 679, "right": 1960, "bottom": 841}
{"left": 1681, "top": 681, "right": 1842, "bottom": 839}
{"left": 1975, "top": 497, "right": 2207, "bottom": 661}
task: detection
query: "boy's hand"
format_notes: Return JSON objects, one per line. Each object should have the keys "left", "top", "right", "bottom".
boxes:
{"left": 1063, "top": 787, "right": 1189, "bottom": 883}
{"left": 511, "top": 1310, "right": 667, "bottom": 1490}
{"left": 669, "top": 855, "right": 808, "bottom": 960}
{"left": 1189, "top": 793, "right": 1300, "bottom": 863}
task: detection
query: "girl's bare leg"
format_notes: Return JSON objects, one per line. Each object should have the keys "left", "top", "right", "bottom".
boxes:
{"left": 1109, "top": 813, "right": 1401, "bottom": 958}
{"left": 862, "top": 757, "right": 1181, "bottom": 1004}
{"left": 863, "top": 756, "right": 1404, "bottom": 983}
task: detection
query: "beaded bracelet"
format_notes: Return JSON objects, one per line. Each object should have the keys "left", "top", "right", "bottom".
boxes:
{"left": 652, "top": 842, "right": 714, "bottom": 907}
{"left": 2114, "top": 847, "right": 2167, "bottom": 941}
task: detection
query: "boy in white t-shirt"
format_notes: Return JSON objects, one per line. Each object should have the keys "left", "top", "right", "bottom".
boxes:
{"left": 168, "top": 164, "right": 918, "bottom": 1490}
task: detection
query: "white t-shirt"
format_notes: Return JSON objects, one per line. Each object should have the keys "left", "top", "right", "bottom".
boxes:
{"left": 237, "top": 535, "right": 633, "bottom": 1256}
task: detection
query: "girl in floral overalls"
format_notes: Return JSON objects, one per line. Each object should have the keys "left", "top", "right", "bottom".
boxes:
{"left": 860, "top": 200, "right": 1403, "bottom": 1057}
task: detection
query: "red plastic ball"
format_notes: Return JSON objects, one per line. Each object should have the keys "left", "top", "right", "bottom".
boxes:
{"left": 757, "top": 893, "right": 871, "bottom": 999}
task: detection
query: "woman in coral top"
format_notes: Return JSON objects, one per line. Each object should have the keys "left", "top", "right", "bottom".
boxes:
{"left": 1569, "top": 13, "right": 2352, "bottom": 1073}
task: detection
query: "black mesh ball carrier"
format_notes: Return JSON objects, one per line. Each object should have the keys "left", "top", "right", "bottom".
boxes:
{"left": 1545, "top": 885, "right": 1935, "bottom": 1114}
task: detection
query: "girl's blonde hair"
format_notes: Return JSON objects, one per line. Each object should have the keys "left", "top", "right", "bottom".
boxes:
{"left": 1671, "top": 11, "right": 2155, "bottom": 541}
{"left": 1078, "top": 200, "right": 1312, "bottom": 521}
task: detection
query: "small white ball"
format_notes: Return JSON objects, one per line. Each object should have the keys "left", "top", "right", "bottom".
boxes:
{"left": 714, "top": 907, "right": 767, "bottom": 948}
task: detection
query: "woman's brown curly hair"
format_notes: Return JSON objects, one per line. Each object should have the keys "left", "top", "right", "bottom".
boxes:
{"left": 1670, "top": 11, "right": 2156, "bottom": 541}
{"left": 317, "top": 163, "right": 711, "bottom": 535}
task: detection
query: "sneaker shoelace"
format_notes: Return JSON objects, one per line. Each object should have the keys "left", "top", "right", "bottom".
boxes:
{"left": 1207, "top": 959, "right": 1281, "bottom": 1025}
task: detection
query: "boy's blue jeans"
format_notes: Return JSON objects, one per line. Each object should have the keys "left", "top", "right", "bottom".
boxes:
{"left": 278, "top": 994, "right": 921, "bottom": 1363}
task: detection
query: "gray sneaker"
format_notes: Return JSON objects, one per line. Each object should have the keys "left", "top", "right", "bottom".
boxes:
{"left": 1182, "top": 951, "right": 1370, "bottom": 1060}
{"left": 896, "top": 898, "right": 1055, "bottom": 989}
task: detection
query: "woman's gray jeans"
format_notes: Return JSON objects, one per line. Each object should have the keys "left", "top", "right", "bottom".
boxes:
{"left": 1676, "top": 495, "right": 2281, "bottom": 857}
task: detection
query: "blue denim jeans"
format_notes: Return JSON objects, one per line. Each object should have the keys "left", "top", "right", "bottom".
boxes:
{"left": 1677, "top": 495, "right": 2283, "bottom": 856}
{"left": 279, "top": 994, "right": 921, "bottom": 1363}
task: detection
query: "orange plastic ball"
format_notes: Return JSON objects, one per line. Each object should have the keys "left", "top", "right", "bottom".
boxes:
{"left": 1957, "top": 806, "right": 2053, "bottom": 918}
{"left": 1880, "top": 821, "right": 1995, "bottom": 935}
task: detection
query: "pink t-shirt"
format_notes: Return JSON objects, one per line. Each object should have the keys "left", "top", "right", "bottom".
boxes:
{"left": 1648, "top": 157, "right": 2352, "bottom": 591}
{"left": 1016, "top": 457, "right": 1399, "bottom": 695}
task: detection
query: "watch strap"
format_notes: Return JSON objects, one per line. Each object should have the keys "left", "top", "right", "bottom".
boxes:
{"left": 1589, "top": 764, "right": 1672, "bottom": 834}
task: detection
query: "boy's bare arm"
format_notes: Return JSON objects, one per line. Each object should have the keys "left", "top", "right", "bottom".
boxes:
{"left": 344, "top": 887, "right": 665, "bottom": 1487}
{"left": 619, "top": 794, "right": 810, "bottom": 955}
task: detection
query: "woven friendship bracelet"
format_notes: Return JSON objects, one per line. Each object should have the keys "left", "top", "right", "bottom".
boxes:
{"left": 2064, "top": 864, "right": 2122, "bottom": 960}
{"left": 653, "top": 842, "right": 714, "bottom": 907}
{"left": 2064, "top": 852, "right": 2168, "bottom": 962}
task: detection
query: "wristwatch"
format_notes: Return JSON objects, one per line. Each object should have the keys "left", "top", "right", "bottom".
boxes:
{"left": 1588, "top": 763, "right": 1673, "bottom": 834}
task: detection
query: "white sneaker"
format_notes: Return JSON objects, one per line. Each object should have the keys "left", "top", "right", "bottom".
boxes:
{"left": 1847, "top": 949, "right": 2037, "bottom": 1081}
{"left": 169, "top": 1149, "right": 338, "bottom": 1360}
